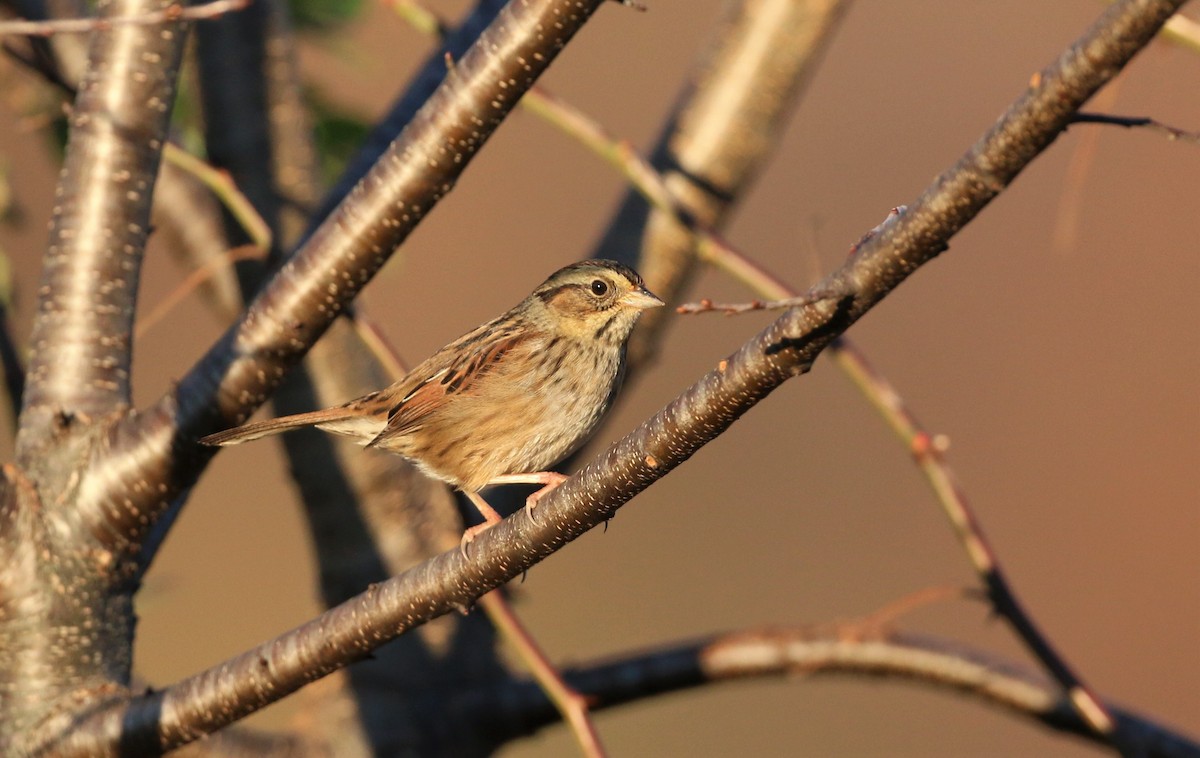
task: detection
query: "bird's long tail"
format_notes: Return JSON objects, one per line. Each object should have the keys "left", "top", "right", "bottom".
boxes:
{"left": 200, "top": 408, "right": 360, "bottom": 447}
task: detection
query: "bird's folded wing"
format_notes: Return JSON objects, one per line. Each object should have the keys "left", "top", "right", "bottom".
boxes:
{"left": 367, "top": 330, "right": 531, "bottom": 447}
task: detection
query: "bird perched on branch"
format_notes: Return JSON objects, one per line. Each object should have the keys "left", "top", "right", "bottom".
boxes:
{"left": 202, "top": 259, "right": 663, "bottom": 553}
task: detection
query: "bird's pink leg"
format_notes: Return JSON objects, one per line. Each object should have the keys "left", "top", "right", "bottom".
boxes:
{"left": 488, "top": 472, "right": 569, "bottom": 520}
{"left": 461, "top": 490, "right": 504, "bottom": 557}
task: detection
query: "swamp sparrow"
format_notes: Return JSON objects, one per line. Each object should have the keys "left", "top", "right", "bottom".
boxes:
{"left": 202, "top": 260, "right": 664, "bottom": 550}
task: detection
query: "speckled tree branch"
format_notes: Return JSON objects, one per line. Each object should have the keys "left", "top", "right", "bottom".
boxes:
{"left": 14, "top": 0, "right": 187, "bottom": 458}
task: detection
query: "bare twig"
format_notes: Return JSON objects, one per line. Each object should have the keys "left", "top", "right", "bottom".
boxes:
{"left": 134, "top": 245, "right": 263, "bottom": 339}
{"left": 162, "top": 144, "right": 273, "bottom": 253}
{"left": 480, "top": 593, "right": 608, "bottom": 758}
{"left": 346, "top": 307, "right": 409, "bottom": 378}
{"left": 153, "top": 161, "right": 249, "bottom": 320}
{"left": 519, "top": 86, "right": 795, "bottom": 301}
{"left": 675, "top": 289, "right": 842, "bottom": 315}
{"left": 586, "top": 0, "right": 853, "bottom": 366}
{"left": 834, "top": 342, "right": 1127, "bottom": 738}
{"left": 1070, "top": 111, "right": 1200, "bottom": 143}
{"left": 850, "top": 585, "right": 978, "bottom": 636}
{"left": 0, "top": 0, "right": 250, "bottom": 37}
{"left": 1053, "top": 82, "right": 1123, "bottom": 254}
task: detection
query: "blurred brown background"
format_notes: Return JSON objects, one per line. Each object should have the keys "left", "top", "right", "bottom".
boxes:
{"left": 0, "top": 1, "right": 1197, "bottom": 755}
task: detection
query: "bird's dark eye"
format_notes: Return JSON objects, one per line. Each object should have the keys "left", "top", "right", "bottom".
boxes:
{"left": 590, "top": 279, "right": 609, "bottom": 296}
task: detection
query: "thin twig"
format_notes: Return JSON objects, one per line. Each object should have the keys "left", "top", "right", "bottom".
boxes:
{"left": 134, "top": 246, "right": 262, "bottom": 339}
{"left": 519, "top": 87, "right": 791, "bottom": 298}
{"left": 849, "top": 585, "right": 978, "bottom": 638}
{"left": 480, "top": 594, "right": 608, "bottom": 758}
{"left": 677, "top": 207, "right": 908, "bottom": 314}
{"left": 128, "top": 144, "right": 274, "bottom": 339}
{"left": 0, "top": 0, "right": 251, "bottom": 37}
{"left": 833, "top": 343, "right": 1125, "bottom": 736}
{"left": 346, "top": 307, "right": 410, "bottom": 378}
{"left": 675, "top": 288, "right": 844, "bottom": 315}
{"left": 162, "top": 144, "right": 273, "bottom": 254}
{"left": 1071, "top": 111, "right": 1200, "bottom": 144}
{"left": 1054, "top": 83, "right": 1123, "bottom": 254}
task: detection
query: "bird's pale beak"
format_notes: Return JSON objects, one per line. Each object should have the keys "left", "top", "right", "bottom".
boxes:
{"left": 620, "top": 287, "right": 665, "bottom": 310}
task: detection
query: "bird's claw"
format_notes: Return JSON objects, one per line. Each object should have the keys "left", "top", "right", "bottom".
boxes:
{"left": 459, "top": 520, "right": 497, "bottom": 558}
{"left": 523, "top": 473, "right": 569, "bottom": 524}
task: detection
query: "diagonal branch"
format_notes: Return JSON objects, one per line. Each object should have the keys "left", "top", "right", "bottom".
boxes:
{"left": 15, "top": 0, "right": 188, "bottom": 457}
{"left": 521, "top": 75, "right": 1138, "bottom": 739}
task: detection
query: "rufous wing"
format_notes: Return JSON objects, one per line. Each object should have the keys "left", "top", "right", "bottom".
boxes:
{"left": 367, "top": 330, "right": 529, "bottom": 448}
